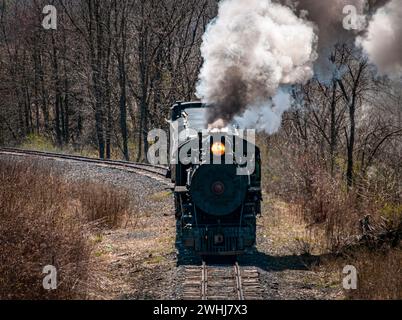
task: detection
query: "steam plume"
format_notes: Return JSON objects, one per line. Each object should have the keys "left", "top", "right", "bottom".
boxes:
{"left": 281, "top": 0, "right": 367, "bottom": 79}
{"left": 357, "top": 0, "right": 402, "bottom": 78}
{"left": 196, "top": 0, "right": 397, "bottom": 134}
{"left": 234, "top": 87, "right": 293, "bottom": 134}
{"left": 196, "top": 0, "right": 318, "bottom": 131}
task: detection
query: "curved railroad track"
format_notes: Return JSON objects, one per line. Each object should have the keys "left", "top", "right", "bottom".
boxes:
{"left": 0, "top": 147, "right": 169, "bottom": 182}
{"left": 183, "top": 261, "right": 263, "bottom": 300}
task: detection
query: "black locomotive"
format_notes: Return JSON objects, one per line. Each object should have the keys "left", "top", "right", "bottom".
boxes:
{"left": 169, "top": 102, "right": 262, "bottom": 256}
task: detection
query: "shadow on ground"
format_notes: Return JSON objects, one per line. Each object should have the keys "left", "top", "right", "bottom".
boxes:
{"left": 237, "top": 250, "right": 323, "bottom": 271}
{"left": 176, "top": 242, "right": 324, "bottom": 271}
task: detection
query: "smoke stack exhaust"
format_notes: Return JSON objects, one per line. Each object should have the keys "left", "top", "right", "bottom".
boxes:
{"left": 357, "top": 0, "right": 402, "bottom": 78}
{"left": 196, "top": 0, "right": 400, "bottom": 134}
{"left": 196, "top": 0, "right": 318, "bottom": 132}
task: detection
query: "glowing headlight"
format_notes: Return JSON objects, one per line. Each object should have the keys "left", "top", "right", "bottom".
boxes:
{"left": 211, "top": 142, "right": 225, "bottom": 156}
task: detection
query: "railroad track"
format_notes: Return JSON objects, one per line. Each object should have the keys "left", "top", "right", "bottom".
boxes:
{"left": 0, "top": 147, "right": 169, "bottom": 180}
{"left": 183, "top": 261, "right": 263, "bottom": 300}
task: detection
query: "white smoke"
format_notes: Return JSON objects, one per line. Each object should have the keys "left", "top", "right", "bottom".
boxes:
{"left": 196, "top": 0, "right": 398, "bottom": 135}
{"left": 357, "top": 0, "right": 402, "bottom": 78}
{"left": 235, "top": 88, "right": 293, "bottom": 134}
{"left": 196, "top": 0, "right": 318, "bottom": 133}
{"left": 281, "top": 0, "right": 367, "bottom": 81}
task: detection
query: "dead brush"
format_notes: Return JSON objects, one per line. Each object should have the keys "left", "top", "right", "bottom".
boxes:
{"left": 293, "top": 161, "right": 402, "bottom": 299}
{"left": 295, "top": 167, "right": 362, "bottom": 252}
{"left": 0, "top": 158, "right": 136, "bottom": 299}
{"left": 347, "top": 247, "right": 402, "bottom": 300}
{"left": 0, "top": 158, "right": 91, "bottom": 299}
{"left": 322, "top": 246, "right": 402, "bottom": 300}
{"left": 73, "top": 183, "right": 133, "bottom": 229}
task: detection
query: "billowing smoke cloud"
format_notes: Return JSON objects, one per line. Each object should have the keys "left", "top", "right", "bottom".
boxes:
{"left": 367, "top": 0, "right": 391, "bottom": 11}
{"left": 197, "top": 0, "right": 397, "bottom": 134}
{"left": 357, "top": 0, "right": 402, "bottom": 78}
{"left": 234, "top": 87, "right": 293, "bottom": 134}
{"left": 280, "top": 0, "right": 367, "bottom": 79}
{"left": 196, "top": 0, "right": 318, "bottom": 131}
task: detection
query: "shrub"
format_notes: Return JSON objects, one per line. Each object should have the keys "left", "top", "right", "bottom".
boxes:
{"left": 0, "top": 158, "right": 134, "bottom": 299}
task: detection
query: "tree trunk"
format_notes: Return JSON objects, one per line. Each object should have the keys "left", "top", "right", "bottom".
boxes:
{"left": 88, "top": 0, "right": 105, "bottom": 159}
{"left": 63, "top": 32, "right": 70, "bottom": 144}
{"left": 329, "top": 81, "right": 338, "bottom": 175}
{"left": 346, "top": 99, "right": 355, "bottom": 187}
{"left": 52, "top": 31, "right": 62, "bottom": 146}
{"left": 119, "top": 62, "right": 129, "bottom": 160}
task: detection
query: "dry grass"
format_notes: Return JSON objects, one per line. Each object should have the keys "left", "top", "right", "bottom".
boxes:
{"left": 322, "top": 247, "right": 402, "bottom": 300}
{"left": 259, "top": 137, "right": 401, "bottom": 300}
{"left": 347, "top": 249, "right": 402, "bottom": 300}
{"left": 293, "top": 168, "right": 401, "bottom": 299}
{"left": 0, "top": 158, "right": 135, "bottom": 299}
{"left": 75, "top": 183, "right": 133, "bottom": 229}
{"left": 19, "top": 133, "right": 125, "bottom": 160}
{"left": 296, "top": 169, "right": 362, "bottom": 251}
{"left": 348, "top": 248, "right": 402, "bottom": 300}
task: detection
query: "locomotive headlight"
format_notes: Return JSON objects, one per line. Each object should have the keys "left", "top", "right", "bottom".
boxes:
{"left": 211, "top": 142, "right": 225, "bottom": 156}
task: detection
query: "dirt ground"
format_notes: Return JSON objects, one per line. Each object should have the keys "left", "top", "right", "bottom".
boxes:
{"left": 83, "top": 180, "right": 344, "bottom": 300}
{"left": 251, "top": 198, "right": 343, "bottom": 300}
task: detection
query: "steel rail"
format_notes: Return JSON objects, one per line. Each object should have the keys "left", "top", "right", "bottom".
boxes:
{"left": 0, "top": 147, "right": 168, "bottom": 177}
{"left": 234, "top": 261, "right": 245, "bottom": 300}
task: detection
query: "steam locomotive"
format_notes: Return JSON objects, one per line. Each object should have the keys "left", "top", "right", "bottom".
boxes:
{"left": 169, "top": 102, "right": 262, "bottom": 256}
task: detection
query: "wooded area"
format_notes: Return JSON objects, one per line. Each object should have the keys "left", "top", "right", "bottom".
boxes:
{"left": 0, "top": 0, "right": 217, "bottom": 160}
{"left": 263, "top": 43, "right": 402, "bottom": 252}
